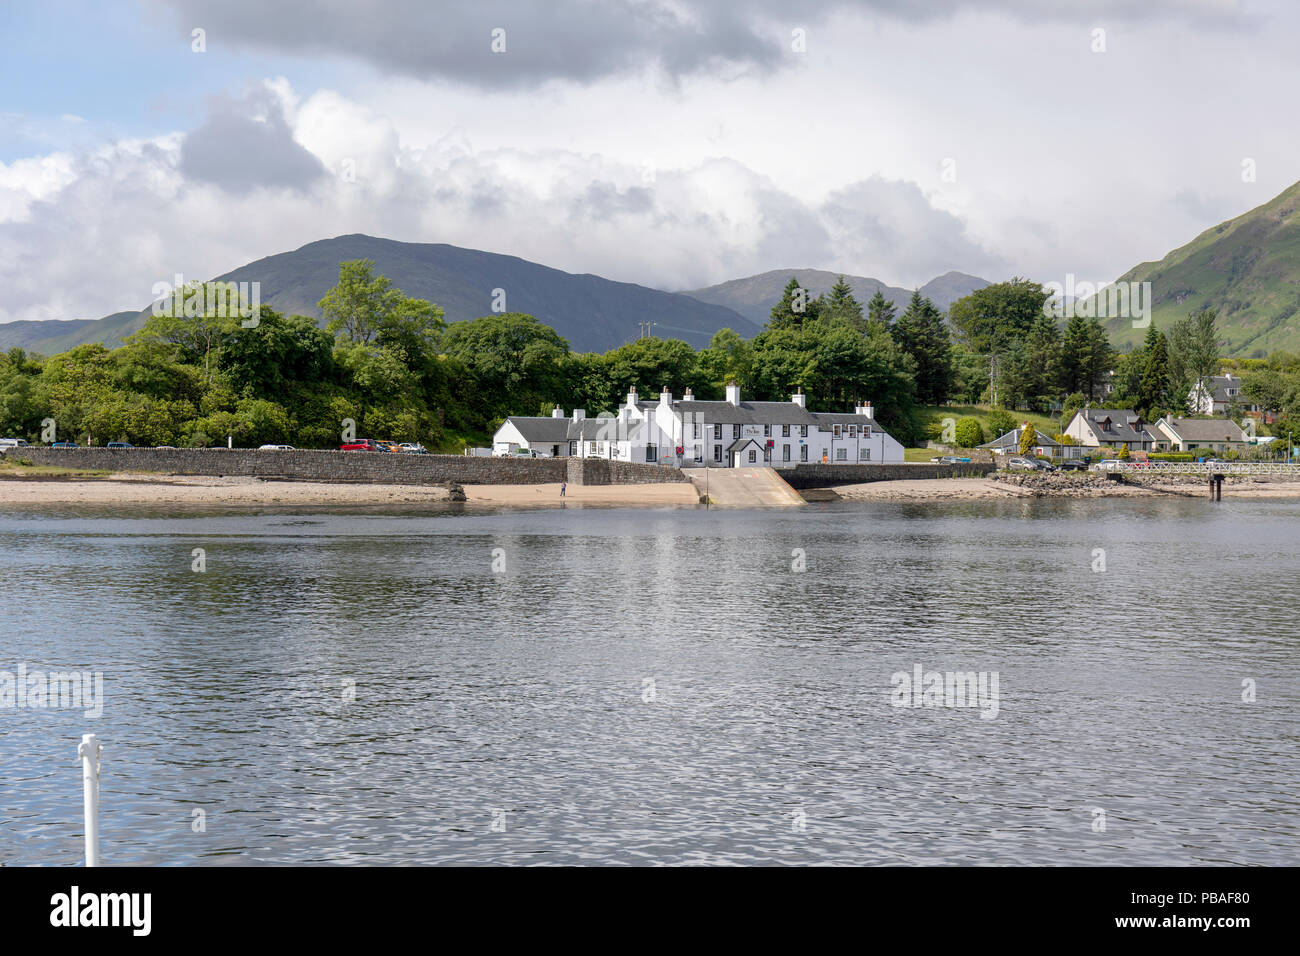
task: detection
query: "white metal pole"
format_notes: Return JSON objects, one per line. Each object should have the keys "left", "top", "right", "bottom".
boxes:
{"left": 78, "top": 733, "right": 102, "bottom": 867}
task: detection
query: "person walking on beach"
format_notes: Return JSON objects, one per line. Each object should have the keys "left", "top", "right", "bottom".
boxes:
{"left": 560, "top": 481, "right": 566, "bottom": 497}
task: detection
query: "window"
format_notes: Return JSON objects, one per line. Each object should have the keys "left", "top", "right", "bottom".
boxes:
{"left": 783, "top": 445, "right": 791, "bottom": 462}
{"left": 763, "top": 445, "right": 771, "bottom": 462}
{"left": 836, "top": 447, "right": 848, "bottom": 461}
{"left": 764, "top": 424, "right": 771, "bottom": 437}
{"left": 733, "top": 424, "right": 741, "bottom": 439}
{"left": 782, "top": 424, "right": 790, "bottom": 437}
{"left": 748, "top": 449, "right": 757, "bottom": 463}
{"left": 849, "top": 425, "right": 857, "bottom": 438}
{"left": 713, "top": 424, "right": 722, "bottom": 440}
{"left": 646, "top": 445, "right": 656, "bottom": 462}
{"left": 800, "top": 445, "right": 808, "bottom": 462}
{"left": 694, "top": 444, "right": 703, "bottom": 462}
{"left": 692, "top": 423, "right": 700, "bottom": 439}
{"left": 800, "top": 425, "right": 808, "bottom": 437}
{"left": 833, "top": 424, "right": 842, "bottom": 438}
{"left": 714, "top": 445, "right": 722, "bottom": 462}
{"left": 859, "top": 448, "right": 871, "bottom": 461}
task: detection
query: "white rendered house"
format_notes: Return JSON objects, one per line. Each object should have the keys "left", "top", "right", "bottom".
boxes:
{"left": 492, "top": 384, "right": 904, "bottom": 468}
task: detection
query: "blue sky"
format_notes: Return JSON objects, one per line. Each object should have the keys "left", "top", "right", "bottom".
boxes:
{"left": 0, "top": 1, "right": 345, "bottom": 160}
{"left": 3, "top": 0, "right": 1299, "bottom": 324}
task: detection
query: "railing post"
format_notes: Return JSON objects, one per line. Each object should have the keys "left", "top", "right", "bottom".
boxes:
{"left": 78, "top": 733, "right": 102, "bottom": 867}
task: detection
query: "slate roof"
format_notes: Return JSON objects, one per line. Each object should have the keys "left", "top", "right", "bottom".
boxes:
{"left": 504, "top": 416, "right": 572, "bottom": 444}
{"left": 1205, "top": 375, "right": 1242, "bottom": 402}
{"left": 675, "top": 400, "right": 819, "bottom": 426}
{"left": 567, "top": 417, "right": 643, "bottom": 441}
{"left": 1157, "top": 417, "right": 1248, "bottom": 442}
{"left": 1076, "top": 408, "right": 1159, "bottom": 444}
{"left": 809, "top": 412, "right": 876, "bottom": 429}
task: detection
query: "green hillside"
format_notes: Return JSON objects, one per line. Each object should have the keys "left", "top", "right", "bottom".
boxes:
{"left": 1100, "top": 180, "right": 1300, "bottom": 355}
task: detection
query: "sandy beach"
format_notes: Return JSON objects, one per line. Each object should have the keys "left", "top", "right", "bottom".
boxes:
{"left": 0, "top": 473, "right": 701, "bottom": 507}
{"left": 4, "top": 471, "right": 1300, "bottom": 507}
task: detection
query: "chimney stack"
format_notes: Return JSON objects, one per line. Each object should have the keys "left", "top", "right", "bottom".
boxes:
{"left": 660, "top": 384, "right": 672, "bottom": 404}
{"left": 683, "top": 388, "right": 694, "bottom": 401}
{"left": 791, "top": 387, "right": 806, "bottom": 408}
{"left": 571, "top": 408, "right": 586, "bottom": 422}
{"left": 626, "top": 385, "right": 638, "bottom": 407}
{"left": 551, "top": 406, "right": 564, "bottom": 418}
{"left": 726, "top": 381, "right": 741, "bottom": 406}
{"left": 864, "top": 402, "right": 874, "bottom": 420}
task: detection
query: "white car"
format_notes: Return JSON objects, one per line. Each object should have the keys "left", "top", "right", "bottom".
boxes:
{"left": 398, "top": 443, "right": 427, "bottom": 454}
{"left": 1089, "top": 459, "right": 1124, "bottom": 472}
{"left": 258, "top": 444, "right": 295, "bottom": 451}
{"left": 0, "top": 437, "right": 29, "bottom": 450}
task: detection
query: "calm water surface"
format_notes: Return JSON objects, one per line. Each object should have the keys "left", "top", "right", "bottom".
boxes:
{"left": 1, "top": 497, "right": 1297, "bottom": 865}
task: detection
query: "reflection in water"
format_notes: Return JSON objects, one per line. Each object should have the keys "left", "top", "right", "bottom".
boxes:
{"left": 1, "top": 498, "right": 1297, "bottom": 865}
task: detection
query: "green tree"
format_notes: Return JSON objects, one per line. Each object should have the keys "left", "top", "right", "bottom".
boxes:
{"left": 954, "top": 417, "right": 984, "bottom": 448}
{"left": 1018, "top": 421, "right": 1036, "bottom": 455}
{"left": 441, "top": 312, "right": 570, "bottom": 421}
{"left": 133, "top": 283, "right": 242, "bottom": 384}
{"left": 865, "top": 290, "right": 896, "bottom": 336}
{"left": 1137, "top": 329, "right": 1170, "bottom": 415}
{"left": 768, "top": 277, "right": 820, "bottom": 331}
{"left": 819, "top": 276, "right": 865, "bottom": 330}
{"left": 319, "top": 259, "right": 445, "bottom": 350}
{"left": 891, "top": 290, "right": 953, "bottom": 405}
{"left": 948, "top": 278, "right": 1051, "bottom": 355}
{"left": 986, "top": 407, "right": 1017, "bottom": 438}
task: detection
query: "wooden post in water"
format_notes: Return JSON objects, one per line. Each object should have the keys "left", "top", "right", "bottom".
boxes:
{"left": 1209, "top": 473, "right": 1224, "bottom": 500}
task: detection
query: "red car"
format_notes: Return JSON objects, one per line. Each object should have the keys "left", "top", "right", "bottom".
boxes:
{"left": 340, "top": 438, "right": 380, "bottom": 451}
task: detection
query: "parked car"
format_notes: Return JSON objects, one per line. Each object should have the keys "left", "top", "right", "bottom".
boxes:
{"left": 106, "top": 441, "right": 134, "bottom": 449}
{"left": 1090, "top": 459, "right": 1124, "bottom": 472}
{"left": 1057, "top": 459, "right": 1087, "bottom": 471}
{"left": 1006, "top": 456, "right": 1038, "bottom": 471}
{"left": 398, "top": 443, "right": 427, "bottom": 454}
{"left": 374, "top": 441, "right": 402, "bottom": 453}
{"left": 258, "top": 444, "right": 295, "bottom": 450}
{"left": 50, "top": 441, "right": 79, "bottom": 448}
{"left": 1030, "top": 458, "right": 1056, "bottom": 471}
{"left": 341, "top": 439, "right": 380, "bottom": 451}
{"left": 0, "top": 437, "right": 29, "bottom": 450}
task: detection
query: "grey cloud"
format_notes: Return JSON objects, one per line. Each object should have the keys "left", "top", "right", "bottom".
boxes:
{"left": 179, "top": 90, "right": 326, "bottom": 193}
{"left": 157, "top": 0, "right": 1249, "bottom": 88}
{"left": 818, "top": 178, "right": 1006, "bottom": 285}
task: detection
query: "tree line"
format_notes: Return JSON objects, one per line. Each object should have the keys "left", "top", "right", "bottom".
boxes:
{"left": 1, "top": 262, "right": 1293, "bottom": 452}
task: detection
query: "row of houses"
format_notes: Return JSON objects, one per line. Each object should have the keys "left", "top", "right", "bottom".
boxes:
{"left": 983, "top": 408, "right": 1254, "bottom": 458}
{"left": 492, "top": 384, "right": 906, "bottom": 468}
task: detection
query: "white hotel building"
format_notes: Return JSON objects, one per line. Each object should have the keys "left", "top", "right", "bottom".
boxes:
{"left": 493, "top": 383, "right": 904, "bottom": 468}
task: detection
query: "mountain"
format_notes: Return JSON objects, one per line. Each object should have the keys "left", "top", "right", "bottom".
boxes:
{"left": 1, "top": 235, "right": 760, "bottom": 355}
{"left": 0, "top": 313, "right": 140, "bottom": 354}
{"left": 1097, "top": 179, "right": 1300, "bottom": 355}
{"left": 680, "top": 269, "right": 990, "bottom": 327}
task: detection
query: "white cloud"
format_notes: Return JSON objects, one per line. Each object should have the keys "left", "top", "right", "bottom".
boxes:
{"left": 0, "top": 81, "right": 1001, "bottom": 322}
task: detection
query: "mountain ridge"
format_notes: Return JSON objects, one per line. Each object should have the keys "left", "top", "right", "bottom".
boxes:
{"left": 1098, "top": 179, "right": 1300, "bottom": 354}
{"left": 0, "top": 235, "right": 990, "bottom": 355}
